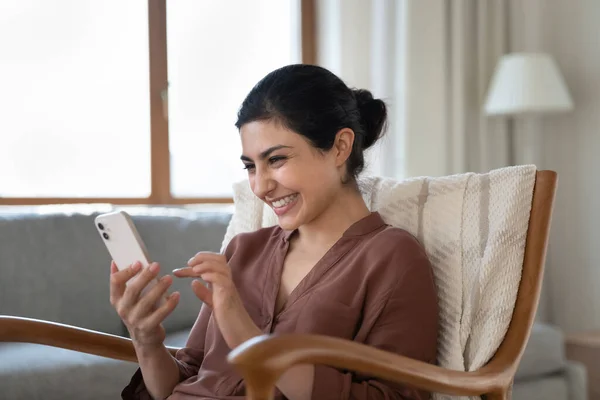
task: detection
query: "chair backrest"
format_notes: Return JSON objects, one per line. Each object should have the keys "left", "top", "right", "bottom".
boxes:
{"left": 478, "top": 170, "right": 557, "bottom": 386}
{"left": 222, "top": 166, "right": 556, "bottom": 398}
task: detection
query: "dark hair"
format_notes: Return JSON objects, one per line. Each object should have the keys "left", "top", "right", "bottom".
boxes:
{"left": 235, "top": 64, "right": 387, "bottom": 183}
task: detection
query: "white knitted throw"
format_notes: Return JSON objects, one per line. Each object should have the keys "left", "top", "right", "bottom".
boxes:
{"left": 221, "top": 165, "right": 537, "bottom": 400}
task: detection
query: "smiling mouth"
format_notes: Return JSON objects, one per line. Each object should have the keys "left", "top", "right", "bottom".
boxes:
{"left": 271, "top": 193, "right": 298, "bottom": 208}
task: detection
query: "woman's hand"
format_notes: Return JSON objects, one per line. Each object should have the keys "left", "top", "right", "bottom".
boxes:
{"left": 109, "top": 261, "right": 180, "bottom": 350}
{"left": 173, "top": 252, "right": 261, "bottom": 349}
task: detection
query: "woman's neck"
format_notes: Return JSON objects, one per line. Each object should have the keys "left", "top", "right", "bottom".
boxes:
{"left": 294, "top": 186, "right": 370, "bottom": 250}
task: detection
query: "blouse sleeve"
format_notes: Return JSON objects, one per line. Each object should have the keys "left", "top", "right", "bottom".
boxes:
{"left": 311, "top": 241, "right": 439, "bottom": 400}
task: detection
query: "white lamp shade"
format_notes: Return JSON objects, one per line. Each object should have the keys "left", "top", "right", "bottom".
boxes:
{"left": 484, "top": 53, "right": 574, "bottom": 116}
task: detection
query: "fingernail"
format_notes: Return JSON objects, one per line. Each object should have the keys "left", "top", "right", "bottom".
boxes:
{"left": 132, "top": 262, "right": 141, "bottom": 270}
{"left": 160, "top": 275, "right": 171, "bottom": 283}
{"left": 149, "top": 263, "right": 159, "bottom": 273}
{"left": 170, "top": 291, "right": 180, "bottom": 299}
{"left": 187, "top": 257, "right": 195, "bottom": 266}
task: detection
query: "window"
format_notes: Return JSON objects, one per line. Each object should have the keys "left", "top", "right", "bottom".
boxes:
{"left": 0, "top": 1, "right": 151, "bottom": 199}
{"left": 0, "top": 0, "right": 315, "bottom": 205}
{"left": 168, "top": 0, "right": 300, "bottom": 198}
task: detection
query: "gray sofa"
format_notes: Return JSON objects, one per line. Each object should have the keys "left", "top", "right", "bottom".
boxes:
{"left": 0, "top": 206, "right": 587, "bottom": 400}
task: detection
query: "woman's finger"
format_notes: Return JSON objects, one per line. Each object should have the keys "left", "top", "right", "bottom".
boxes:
{"left": 141, "top": 291, "right": 180, "bottom": 329}
{"left": 172, "top": 267, "right": 198, "bottom": 278}
{"left": 110, "top": 261, "right": 142, "bottom": 306}
{"left": 187, "top": 252, "right": 226, "bottom": 267}
{"left": 193, "top": 261, "right": 230, "bottom": 277}
{"left": 199, "top": 272, "right": 233, "bottom": 291}
{"left": 173, "top": 261, "right": 230, "bottom": 279}
{"left": 129, "top": 275, "right": 174, "bottom": 321}
{"left": 120, "top": 262, "right": 161, "bottom": 310}
{"left": 111, "top": 261, "right": 143, "bottom": 285}
{"left": 191, "top": 280, "right": 213, "bottom": 307}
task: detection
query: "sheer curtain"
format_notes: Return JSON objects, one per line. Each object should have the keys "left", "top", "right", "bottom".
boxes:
{"left": 402, "top": 0, "right": 511, "bottom": 178}
{"left": 315, "top": 0, "right": 510, "bottom": 179}
{"left": 315, "top": 0, "right": 407, "bottom": 180}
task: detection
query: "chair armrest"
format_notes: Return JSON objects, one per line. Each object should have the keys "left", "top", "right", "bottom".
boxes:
{"left": 228, "top": 334, "right": 507, "bottom": 399}
{"left": 0, "top": 315, "right": 180, "bottom": 362}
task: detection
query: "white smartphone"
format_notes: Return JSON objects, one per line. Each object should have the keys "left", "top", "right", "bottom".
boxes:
{"left": 95, "top": 210, "right": 166, "bottom": 303}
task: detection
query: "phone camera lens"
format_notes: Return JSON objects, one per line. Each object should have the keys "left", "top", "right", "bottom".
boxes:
{"left": 98, "top": 223, "right": 104, "bottom": 230}
{"left": 102, "top": 232, "right": 109, "bottom": 240}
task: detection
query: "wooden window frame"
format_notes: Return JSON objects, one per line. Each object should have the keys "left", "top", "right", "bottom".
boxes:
{"left": 2, "top": 0, "right": 316, "bottom": 206}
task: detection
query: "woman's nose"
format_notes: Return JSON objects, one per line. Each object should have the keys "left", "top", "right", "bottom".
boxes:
{"left": 253, "top": 170, "right": 275, "bottom": 197}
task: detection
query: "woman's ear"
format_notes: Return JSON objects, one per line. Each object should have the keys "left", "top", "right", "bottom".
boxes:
{"left": 333, "top": 128, "right": 355, "bottom": 167}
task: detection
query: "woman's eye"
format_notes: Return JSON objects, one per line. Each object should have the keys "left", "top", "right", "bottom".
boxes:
{"left": 243, "top": 164, "right": 255, "bottom": 171}
{"left": 269, "top": 156, "right": 286, "bottom": 165}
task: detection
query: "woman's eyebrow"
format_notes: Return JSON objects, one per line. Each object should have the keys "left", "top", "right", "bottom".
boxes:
{"left": 240, "top": 145, "right": 293, "bottom": 162}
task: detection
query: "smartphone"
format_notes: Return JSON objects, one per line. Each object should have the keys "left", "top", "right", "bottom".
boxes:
{"left": 95, "top": 210, "right": 166, "bottom": 303}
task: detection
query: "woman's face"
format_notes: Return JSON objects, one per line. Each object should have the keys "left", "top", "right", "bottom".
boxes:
{"left": 240, "top": 120, "right": 344, "bottom": 231}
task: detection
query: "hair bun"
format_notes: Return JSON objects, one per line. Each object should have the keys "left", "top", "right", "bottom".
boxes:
{"left": 352, "top": 89, "right": 387, "bottom": 149}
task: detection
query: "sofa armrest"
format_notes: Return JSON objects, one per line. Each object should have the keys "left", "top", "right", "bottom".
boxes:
{"left": 515, "top": 322, "right": 566, "bottom": 381}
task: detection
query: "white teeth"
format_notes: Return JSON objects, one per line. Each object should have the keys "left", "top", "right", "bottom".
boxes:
{"left": 272, "top": 194, "right": 298, "bottom": 208}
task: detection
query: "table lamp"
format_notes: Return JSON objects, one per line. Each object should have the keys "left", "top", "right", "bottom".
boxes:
{"left": 483, "top": 52, "right": 574, "bottom": 165}
{"left": 485, "top": 52, "right": 573, "bottom": 116}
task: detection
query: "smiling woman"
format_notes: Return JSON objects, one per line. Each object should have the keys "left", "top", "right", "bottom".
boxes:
{"left": 118, "top": 64, "right": 439, "bottom": 400}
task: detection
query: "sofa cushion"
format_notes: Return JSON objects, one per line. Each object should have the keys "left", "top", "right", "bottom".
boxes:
{"left": 0, "top": 327, "right": 192, "bottom": 400}
{"left": 164, "top": 327, "right": 193, "bottom": 347}
{"left": 515, "top": 322, "right": 566, "bottom": 381}
{"left": 0, "top": 342, "right": 139, "bottom": 400}
{"left": 512, "top": 374, "right": 569, "bottom": 400}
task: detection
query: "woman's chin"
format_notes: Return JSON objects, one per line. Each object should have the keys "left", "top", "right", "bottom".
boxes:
{"left": 275, "top": 207, "right": 304, "bottom": 231}
{"left": 277, "top": 214, "right": 300, "bottom": 231}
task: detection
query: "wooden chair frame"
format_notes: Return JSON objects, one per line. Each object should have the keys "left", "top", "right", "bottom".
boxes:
{"left": 0, "top": 171, "right": 558, "bottom": 400}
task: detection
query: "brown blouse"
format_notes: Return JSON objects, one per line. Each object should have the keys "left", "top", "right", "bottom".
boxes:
{"left": 122, "top": 212, "right": 439, "bottom": 400}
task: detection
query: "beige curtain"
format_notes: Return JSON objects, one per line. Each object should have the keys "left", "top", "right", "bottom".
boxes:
{"left": 403, "top": 0, "right": 511, "bottom": 178}
{"left": 315, "top": 0, "right": 406, "bottom": 180}
{"left": 314, "top": 0, "right": 512, "bottom": 178}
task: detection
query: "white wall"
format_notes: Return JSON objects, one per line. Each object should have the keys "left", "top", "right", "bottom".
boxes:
{"left": 511, "top": 0, "right": 600, "bottom": 332}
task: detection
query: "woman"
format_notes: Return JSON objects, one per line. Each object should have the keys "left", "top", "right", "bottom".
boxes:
{"left": 114, "top": 64, "right": 439, "bottom": 400}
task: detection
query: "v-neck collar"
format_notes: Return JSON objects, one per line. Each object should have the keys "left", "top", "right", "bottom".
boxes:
{"left": 281, "top": 211, "right": 386, "bottom": 242}
{"left": 267, "top": 212, "right": 387, "bottom": 323}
